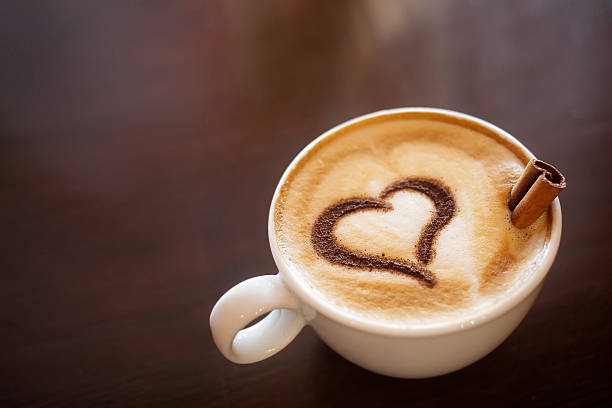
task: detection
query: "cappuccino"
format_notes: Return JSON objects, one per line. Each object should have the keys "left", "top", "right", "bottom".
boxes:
{"left": 274, "top": 112, "right": 551, "bottom": 326}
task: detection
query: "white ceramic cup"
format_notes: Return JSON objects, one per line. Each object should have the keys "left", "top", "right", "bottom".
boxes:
{"left": 210, "top": 108, "right": 562, "bottom": 378}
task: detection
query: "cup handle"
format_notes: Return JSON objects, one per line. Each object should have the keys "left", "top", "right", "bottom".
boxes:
{"left": 210, "top": 274, "right": 306, "bottom": 364}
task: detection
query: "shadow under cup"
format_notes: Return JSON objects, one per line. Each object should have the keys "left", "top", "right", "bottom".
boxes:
{"left": 211, "top": 107, "right": 562, "bottom": 378}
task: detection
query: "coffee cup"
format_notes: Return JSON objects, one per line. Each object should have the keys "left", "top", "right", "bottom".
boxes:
{"left": 210, "top": 107, "right": 562, "bottom": 378}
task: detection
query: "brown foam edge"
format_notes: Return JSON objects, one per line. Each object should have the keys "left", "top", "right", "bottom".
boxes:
{"left": 273, "top": 111, "right": 553, "bottom": 260}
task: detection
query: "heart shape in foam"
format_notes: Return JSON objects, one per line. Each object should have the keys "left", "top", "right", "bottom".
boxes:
{"left": 311, "top": 178, "right": 456, "bottom": 287}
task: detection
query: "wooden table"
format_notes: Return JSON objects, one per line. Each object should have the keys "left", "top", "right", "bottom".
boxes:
{"left": 2, "top": 1, "right": 611, "bottom": 406}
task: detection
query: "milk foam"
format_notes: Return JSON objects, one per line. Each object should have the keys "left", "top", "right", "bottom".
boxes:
{"left": 274, "top": 112, "right": 550, "bottom": 326}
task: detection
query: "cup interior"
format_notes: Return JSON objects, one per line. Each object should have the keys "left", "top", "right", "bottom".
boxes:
{"left": 268, "top": 107, "right": 562, "bottom": 337}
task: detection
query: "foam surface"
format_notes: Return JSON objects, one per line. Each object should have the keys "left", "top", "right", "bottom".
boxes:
{"left": 274, "top": 112, "right": 550, "bottom": 326}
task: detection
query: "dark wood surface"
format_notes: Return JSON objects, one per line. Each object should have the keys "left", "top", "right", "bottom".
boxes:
{"left": 1, "top": 1, "right": 611, "bottom": 406}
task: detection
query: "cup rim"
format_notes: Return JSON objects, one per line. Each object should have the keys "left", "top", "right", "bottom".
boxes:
{"left": 268, "top": 107, "right": 562, "bottom": 338}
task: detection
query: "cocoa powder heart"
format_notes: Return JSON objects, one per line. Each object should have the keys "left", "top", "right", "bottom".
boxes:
{"left": 311, "top": 178, "right": 456, "bottom": 288}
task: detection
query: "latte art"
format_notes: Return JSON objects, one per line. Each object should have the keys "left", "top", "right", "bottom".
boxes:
{"left": 274, "top": 111, "right": 551, "bottom": 326}
{"left": 312, "top": 178, "right": 456, "bottom": 288}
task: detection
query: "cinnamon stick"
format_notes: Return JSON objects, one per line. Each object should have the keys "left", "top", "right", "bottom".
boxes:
{"left": 509, "top": 159, "right": 566, "bottom": 228}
